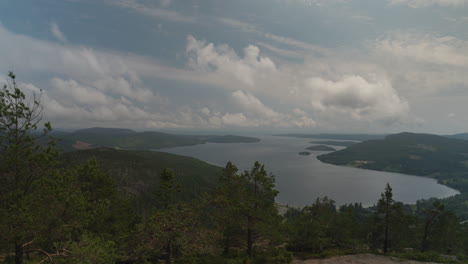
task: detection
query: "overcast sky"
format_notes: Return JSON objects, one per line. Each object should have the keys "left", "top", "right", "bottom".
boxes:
{"left": 0, "top": 0, "right": 467, "bottom": 134}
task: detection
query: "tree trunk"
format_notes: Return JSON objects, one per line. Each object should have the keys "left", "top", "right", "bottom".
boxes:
{"left": 421, "top": 221, "right": 430, "bottom": 252}
{"left": 15, "top": 243, "right": 23, "bottom": 264}
{"left": 383, "top": 222, "right": 388, "bottom": 254}
{"left": 223, "top": 234, "right": 231, "bottom": 257}
{"left": 165, "top": 240, "right": 172, "bottom": 264}
{"left": 247, "top": 216, "right": 253, "bottom": 257}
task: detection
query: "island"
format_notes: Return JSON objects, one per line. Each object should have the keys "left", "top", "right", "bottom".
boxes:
{"left": 306, "top": 145, "right": 336, "bottom": 151}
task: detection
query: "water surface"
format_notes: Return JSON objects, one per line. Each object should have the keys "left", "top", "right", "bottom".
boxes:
{"left": 159, "top": 135, "right": 459, "bottom": 207}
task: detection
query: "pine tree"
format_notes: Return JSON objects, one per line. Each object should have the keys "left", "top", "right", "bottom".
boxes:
{"left": 213, "top": 161, "right": 244, "bottom": 257}
{"left": 242, "top": 161, "right": 279, "bottom": 257}
{"left": 0, "top": 72, "right": 56, "bottom": 264}
{"left": 375, "top": 183, "right": 395, "bottom": 254}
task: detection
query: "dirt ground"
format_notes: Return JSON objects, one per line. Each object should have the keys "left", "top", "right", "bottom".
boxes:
{"left": 292, "top": 254, "right": 440, "bottom": 264}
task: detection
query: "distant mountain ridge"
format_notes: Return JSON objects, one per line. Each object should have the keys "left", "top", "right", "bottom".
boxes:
{"left": 446, "top": 133, "right": 468, "bottom": 141}
{"left": 277, "top": 132, "right": 468, "bottom": 142}
{"left": 74, "top": 127, "right": 136, "bottom": 135}
{"left": 275, "top": 133, "right": 387, "bottom": 141}
{"left": 50, "top": 127, "right": 260, "bottom": 152}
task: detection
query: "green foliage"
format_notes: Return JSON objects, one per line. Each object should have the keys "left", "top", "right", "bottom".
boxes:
{"left": 58, "top": 234, "right": 118, "bottom": 264}
{"left": 61, "top": 148, "right": 222, "bottom": 214}
{"left": 371, "top": 184, "right": 413, "bottom": 254}
{"left": 286, "top": 197, "right": 338, "bottom": 252}
{"left": 157, "top": 168, "right": 181, "bottom": 209}
{"left": 0, "top": 72, "right": 58, "bottom": 264}
{"left": 212, "top": 162, "right": 284, "bottom": 259}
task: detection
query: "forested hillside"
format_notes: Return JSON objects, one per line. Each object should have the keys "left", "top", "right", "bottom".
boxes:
{"left": 61, "top": 148, "right": 222, "bottom": 212}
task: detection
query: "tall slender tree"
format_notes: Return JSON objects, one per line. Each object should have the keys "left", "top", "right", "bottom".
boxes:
{"left": 373, "top": 183, "right": 398, "bottom": 254}
{"left": 0, "top": 72, "right": 56, "bottom": 264}
{"left": 242, "top": 161, "right": 279, "bottom": 257}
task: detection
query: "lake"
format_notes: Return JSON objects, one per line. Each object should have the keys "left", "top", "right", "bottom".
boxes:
{"left": 159, "top": 135, "right": 459, "bottom": 207}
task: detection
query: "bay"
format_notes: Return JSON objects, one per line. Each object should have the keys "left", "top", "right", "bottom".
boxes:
{"left": 159, "top": 135, "right": 459, "bottom": 207}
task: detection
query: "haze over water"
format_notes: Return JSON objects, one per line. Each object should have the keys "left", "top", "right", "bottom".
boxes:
{"left": 160, "top": 135, "right": 459, "bottom": 207}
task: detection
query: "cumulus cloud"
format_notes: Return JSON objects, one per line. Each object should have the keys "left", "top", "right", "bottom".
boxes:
{"left": 50, "top": 22, "right": 67, "bottom": 42}
{"left": 185, "top": 36, "right": 410, "bottom": 125}
{"left": 305, "top": 76, "right": 409, "bottom": 121}
{"left": 388, "top": 0, "right": 468, "bottom": 7}
{"left": 186, "top": 35, "right": 276, "bottom": 87}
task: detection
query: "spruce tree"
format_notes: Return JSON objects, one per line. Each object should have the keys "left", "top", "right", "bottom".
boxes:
{"left": 379, "top": 183, "right": 393, "bottom": 254}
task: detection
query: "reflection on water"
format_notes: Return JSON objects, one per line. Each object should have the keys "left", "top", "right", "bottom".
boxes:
{"left": 159, "top": 135, "right": 459, "bottom": 207}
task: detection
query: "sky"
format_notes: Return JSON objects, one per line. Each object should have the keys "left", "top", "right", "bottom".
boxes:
{"left": 0, "top": 0, "right": 467, "bottom": 134}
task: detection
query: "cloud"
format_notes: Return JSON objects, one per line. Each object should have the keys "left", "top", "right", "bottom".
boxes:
{"left": 185, "top": 36, "right": 410, "bottom": 125}
{"left": 372, "top": 31, "right": 468, "bottom": 95}
{"left": 351, "top": 15, "right": 373, "bottom": 22}
{"left": 160, "top": 0, "right": 172, "bottom": 8}
{"left": 186, "top": 35, "right": 277, "bottom": 87}
{"left": 113, "top": 0, "right": 197, "bottom": 24}
{"left": 375, "top": 32, "right": 468, "bottom": 66}
{"left": 50, "top": 22, "right": 67, "bottom": 42}
{"left": 388, "top": 0, "right": 468, "bottom": 7}
{"left": 256, "top": 42, "right": 303, "bottom": 59}
{"left": 305, "top": 76, "right": 409, "bottom": 121}
{"left": 217, "top": 18, "right": 257, "bottom": 33}
{"left": 0, "top": 25, "right": 181, "bottom": 129}
{"left": 217, "top": 17, "right": 328, "bottom": 58}
{"left": 280, "top": 0, "right": 350, "bottom": 6}
{"left": 0, "top": 24, "right": 422, "bottom": 131}
{"left": 0, "top": 25, "right": 317, "bottom": 129}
